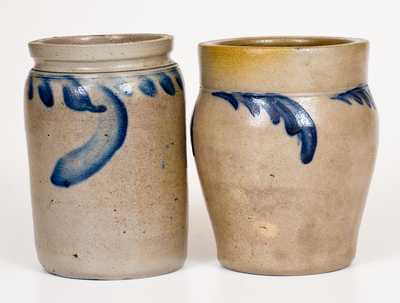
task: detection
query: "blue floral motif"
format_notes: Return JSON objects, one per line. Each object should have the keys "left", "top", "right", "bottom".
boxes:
{"left": 158, "top": 72, "right": 176, "bottom": 96}
{"left": 38, "top": 79, "right": 54, "bottom": 107}
{"left": 172, "top": 69, "right": 183, "bottom": 90}
{"left": 139, "top": 76, "right": 157, "bottom": 97}
{"left": 62, "top": 76, "right": 107, "bottom": 113}
{"left": 27, "top": 75, "right": 34, "bottom": 100}
{"left": 190, "top": 106, "right": 196, "bottom": 156}
{"left": 331, "top": 85, "right": 375, "bottom": 108}
{"left": 51, "top": 84, "right": 128, "bottom": 188}
{"left": 27, "top": 67, "right": 183, "bottom": 103}
{"left": 211, "top": 91, "right": 318, "bottom": 164}
{"left": 26, "top": 67, "right": 183, "bottom": 188}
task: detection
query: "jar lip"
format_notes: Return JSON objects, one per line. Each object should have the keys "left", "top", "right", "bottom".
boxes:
{"left": 200, "top": 36, "right": 368, "bottom": 50}
{"left": 28, "top": 33, "right": 174, "bottom": 73}
{"left": 199, "top": 36, "right": 369, "bottom": 93}
{"left": 29, "top": 33, "right": 173, "bottom": 61}
{"left": 30, "top": 33, "right": 171, "bottom": 47}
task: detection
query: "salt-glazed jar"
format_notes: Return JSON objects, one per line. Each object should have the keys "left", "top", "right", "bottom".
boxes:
{"left": 192, "top": 36, "right": 378, "bottom": 275}
{"left": 25, "top": 34, "right": 187, "bottom": 279}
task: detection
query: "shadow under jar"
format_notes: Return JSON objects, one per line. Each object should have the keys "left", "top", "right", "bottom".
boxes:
{"left": 192, "top": 36, "right": 378, "bottom": 275}
{"left": 25, "top": 34, "right": 187, "bottom": 279}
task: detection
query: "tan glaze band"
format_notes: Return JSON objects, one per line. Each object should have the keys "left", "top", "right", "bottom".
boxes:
{"left": 199, "top": 36, "right": 369, "bottom": 94}
{"left": 29, "top": 34, "right": 174, "bottom": 73}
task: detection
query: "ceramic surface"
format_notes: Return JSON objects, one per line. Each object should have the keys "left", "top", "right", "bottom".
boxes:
{"left": 192, "top": 36, "right": 378, "bottom": 275}
{"left": 25, "top": 34, "right": 187, "bottom": 279}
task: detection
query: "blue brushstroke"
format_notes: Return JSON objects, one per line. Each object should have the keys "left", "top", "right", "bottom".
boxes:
{"left": 51, "top": 85, "right": 128, "bottom": 187}
{"left": 38, "top": 79, "right": 54, "bottom": 107}
{"left": 212, "top": 91, "right": 317, "bottom": 164}
{"left": 159, "top": 72, "right": 176, "bottom": 96}
{"left": 212, "top": 92, "right": 239, "bottom": 110}
{"left": 28, "top": 68, "right": 183, "bottom": 186}
{"left": 139, "top": 77, "right": 157, "bottom": 97}
{"left": 190, "top": 107, "right": 196, "bottom": 156}
{"left": 62, "top": 76, "right": 106, "bottom": 113}
{"left": 238, "top": 93, "right": 261, "bottom": 116}
{"left": 172, "top": 69, "right": 183, "bottom": 90}
{"left": 29, "top": 67, "right": 182, "bottom": 107}
{"left": 27, "top": 74, "right": 34, "bottom": 100}
{"left": 331, "top": 85, "right": 375, "bottom": 109}
{"left": 115, "top": 80, "right": 133, "bottom": 96}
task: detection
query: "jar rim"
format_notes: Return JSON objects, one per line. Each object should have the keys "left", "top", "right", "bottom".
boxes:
{"left": 200, "top": 36, "right": 368, "bottom": 50}
{"left": 30, "top": 33, "right": 171, "bottom": 47}
{"left": 199, "top": 36, "right": 369, "bottom": 93}
{"left": 28, "top": 33, "right": 174, "bottom": 73}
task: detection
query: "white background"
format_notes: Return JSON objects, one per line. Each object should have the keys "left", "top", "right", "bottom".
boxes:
{"left": 0, "top": 0, "right": 399, "bottom": 302}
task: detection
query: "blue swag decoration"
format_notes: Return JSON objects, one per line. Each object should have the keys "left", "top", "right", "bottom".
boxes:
{"left": 211, "top": 91, "right": 318, "bottom": 164}
{"left": 26, "top": 68, "right": 183, "bottom": 187}
{"left": 331, "top": 85, "right": 375, "bottom": 109}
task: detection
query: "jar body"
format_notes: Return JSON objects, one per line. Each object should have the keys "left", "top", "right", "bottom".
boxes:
{"left": 25, "top": 65, "right": 187, "bottom": 279}
{"left": 193, "top": 37, "right": 378, "bottom": 275}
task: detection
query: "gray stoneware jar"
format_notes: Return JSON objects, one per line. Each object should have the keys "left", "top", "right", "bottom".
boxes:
{"left": 192, "top": 36, "right": 378, "bottom": 275}
{"left": 25, "top": 34, "right": 187, "bottom": 279}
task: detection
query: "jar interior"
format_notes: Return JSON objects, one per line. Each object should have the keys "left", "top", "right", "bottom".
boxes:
{"left": 216, "top": 37, "right": 354, "bottom": 47}
{"left": 37, "top": 34, "right": 165, "bottom": 45}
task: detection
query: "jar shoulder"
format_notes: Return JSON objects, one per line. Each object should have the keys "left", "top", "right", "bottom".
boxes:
{"left": 24, "top": 64, "right": 184, "bottom": 104}
{"left": 192, "top": 87, "right": 378, "bottom": 162}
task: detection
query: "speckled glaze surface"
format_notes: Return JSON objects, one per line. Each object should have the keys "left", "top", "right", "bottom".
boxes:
{"left": 25, "top": 34, "right": 187, "bottom": 279}
{"left": 192, "top": 37, "right": 378, "bottom": 275}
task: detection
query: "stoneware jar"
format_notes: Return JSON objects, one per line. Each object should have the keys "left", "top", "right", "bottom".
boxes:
{"left": 192, "top": 36, "right": 378, "bottom": 275}
{"left": 25, "top": 34, "right": 187, "bottom": 279}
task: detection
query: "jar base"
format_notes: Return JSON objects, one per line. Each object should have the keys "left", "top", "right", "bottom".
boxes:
{"left": 219, "top": 259, "right": 353, "bottom": 276}
{"left": 42, "top": 261, "right": 185, "bottom": 280}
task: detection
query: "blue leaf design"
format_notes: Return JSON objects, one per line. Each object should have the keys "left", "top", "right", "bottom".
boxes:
{"left": 29, "top": 67, "right": 183, "bottom": 187}
{"left": 238, "top": 93, "right": 261, "bottom": 116}
{"left": 159, "top": 72, "right": 176, "bottom": 96}
{"left": 190, "top": 106, "right": 196, "bottom": 156}
{"left": 62, "top": 76, "right": 107, "bottom": 113}
{"left": 29, "top": 67, "right": 183, "bottom": 105}
{"left": 139, "top": 77, "right": 157, "bottom": 97}
{"left": 51, "top": 85, "right": 128, "bottom": 187}
{"left": 331, "top": 85, "right": 375, "bottom": 109}
{"left": 211, "top": 91, "right": 317, "bottom": 164}
{"left": 38, "top": 79, "right": 54, "bottom": 107}
{"left": 212, "top": 92, "right": 239, "bottom": 110}
{"left": 27, "top": 75, "right": 34, "bottom": 100}
{"left": 116, "top": 79, "right": 133, "bottom": 96}
{"left": 27, "top": 68, "right": 182, "bottom": 188}
{"left": 260, "top": 102, "right": 280, "bottom": 125}
{"left": 172, "top": 69, "right": 183, "bottom": 90}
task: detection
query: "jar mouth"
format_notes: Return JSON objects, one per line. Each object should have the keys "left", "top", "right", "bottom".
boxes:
{"left": 199, "top": 36, "right": 369, "bottom": 93}
{"left": 28, "top": 33, "right": 174, "bottom": 73}
{"left": 30, "top": 33, "right": 170, "bottom": 46}
{"left": 201, "top": 36, "right": 367, "bottom": 49}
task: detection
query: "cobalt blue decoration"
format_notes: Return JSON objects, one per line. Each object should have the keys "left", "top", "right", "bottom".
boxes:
{"left": 28, "top": 68, "right": 182, "bottom": 106}
{"left": 172, "top": 69, "right": 183, "bottom": 90}
{"left": 158, "top": 72, "right": 176, "bottom": 96}
{"left": 116, "top": 79, "right": 133, "bottom": 96}
{"left": 212, "top": 91, "right": 318, "bottom": 164}
{"left": 331, "top": 85, "right": 375, "bottom": 108}
{"left": 27, "top": 67, "right": 184, "bottom": 187}
{"left": 62, "top": 76, "right": 106, "bottom": 113}
{"left": 139, "top": 76, "right": 157, "bottom": 97}
{"left": 51, "top": 85, "right": 128, "bottom": 188}
{"left": 27, "top": 75, "right": 34, "bottom": 100}
{"left": 38, "top": 79, "right": 54, "bottom": 107}
{"left": 190, "top": 107, "right": 196, "bottom": 156}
